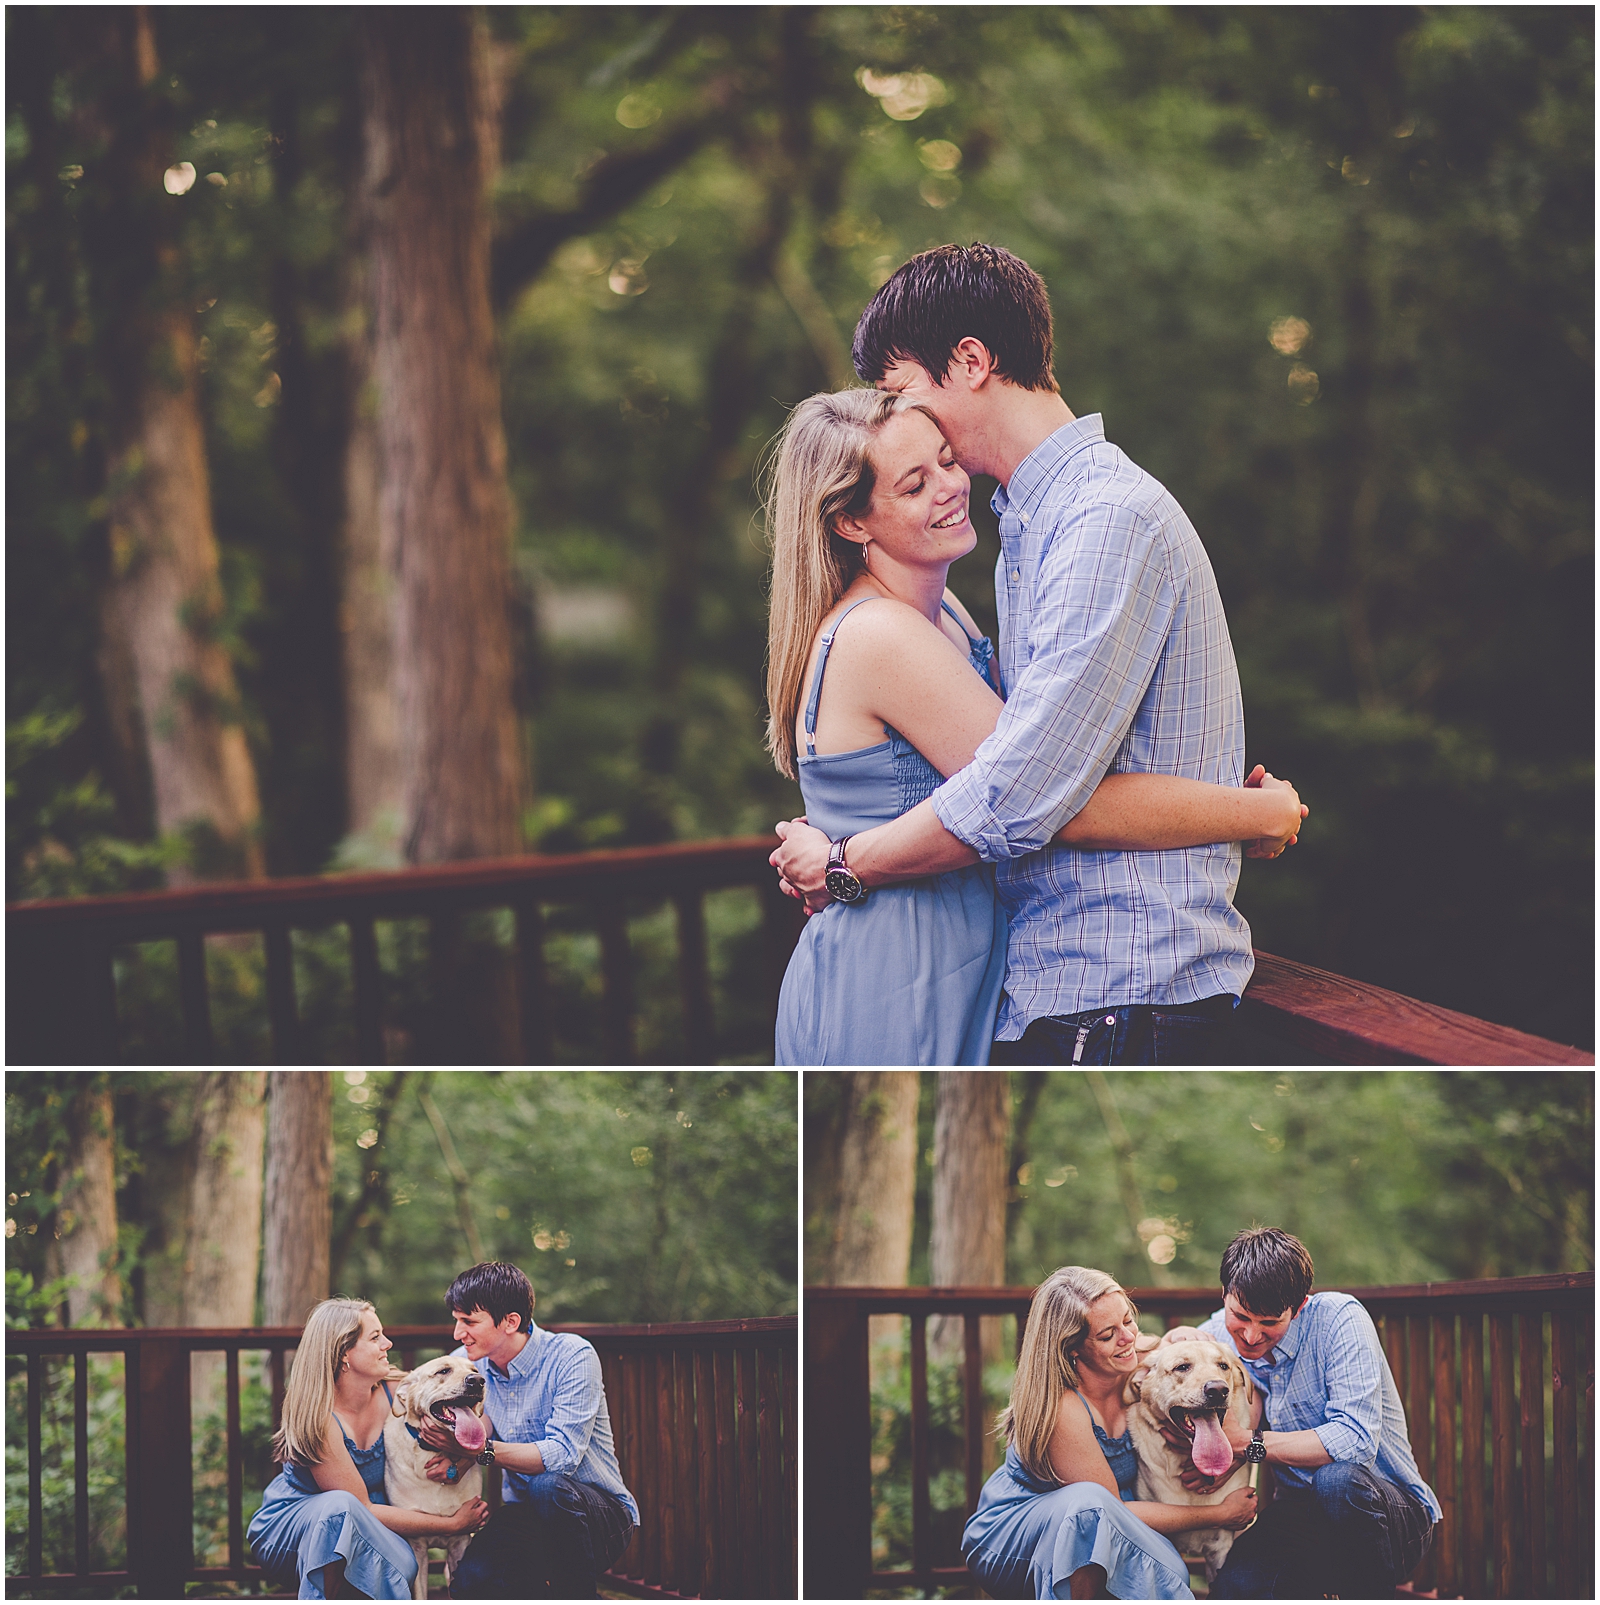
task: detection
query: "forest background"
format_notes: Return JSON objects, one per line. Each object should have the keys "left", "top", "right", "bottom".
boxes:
{"left": 7, "top": 7, "right": 1593, "bottom": 1052}
{"left": 805, "top": 1068, "right": 1593, "bottom": 1578}
{"left": 6, "top": 1068, "right": 799, "bottom": 1329}
{"left": 4, "top": 1069, "right": 796, "bottom": 1581}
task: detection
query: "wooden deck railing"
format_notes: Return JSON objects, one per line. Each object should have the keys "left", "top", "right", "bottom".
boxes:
{"left": 5, "top": 836, "right": 1589, "bottom": 1064}
{"left": 805, "top": 1276, "right": 1593, "bottom": 1599}
{"left": 4, "top": 837, "right": 804, "bottom": 1065}
{"left": 5, "top": 1317, "right": 795, "bottom": 1600}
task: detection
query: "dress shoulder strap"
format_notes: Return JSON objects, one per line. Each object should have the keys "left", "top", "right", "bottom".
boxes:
{"left": 939, "top": 596, "right": 979, "bottom": 642}
{"left": 802, "top": 597, "right": 884, "bottom": 757}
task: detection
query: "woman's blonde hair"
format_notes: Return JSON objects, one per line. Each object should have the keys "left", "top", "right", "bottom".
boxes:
{"left": 761, "top": 387, "right": 925, "bottom": 779}
{"left": 271, "top": 1297, "right": 383, "bottom": 1468}
{"left": 996, "top": 1267, "right": 1135, "bottom": 1483}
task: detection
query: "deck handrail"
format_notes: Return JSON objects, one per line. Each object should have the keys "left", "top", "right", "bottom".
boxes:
{"left": 5, "top": 836, "right": 804, "bottom": 1065}
{"left": 804, "top": 1276, "right": 1593, "bottom": 1600}
{"left": 6, "top": 837, "right": 1590, "bottom": 1064}
{"left": 5, "top": 1316, "right": 796, "bottom": 1600}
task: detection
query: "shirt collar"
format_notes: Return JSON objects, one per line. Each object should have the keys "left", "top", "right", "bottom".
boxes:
{"left": 991, "top": 414, "right": 1105, "bottom": 525}
{"left": 486, "top": 1319, "right": 545, "bottom": 1380}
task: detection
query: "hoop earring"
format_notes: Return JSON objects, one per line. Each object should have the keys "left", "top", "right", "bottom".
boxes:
{"left": 860, "top": 538, "right": 872, "bottom": 573}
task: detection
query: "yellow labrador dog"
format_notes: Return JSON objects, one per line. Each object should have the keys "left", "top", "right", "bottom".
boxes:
{"left": 1124, "top": 1339, "right": 1256, "bottom": 1582}
{"left": 383, "top": 1355, "right": 489, "bottom": 1600}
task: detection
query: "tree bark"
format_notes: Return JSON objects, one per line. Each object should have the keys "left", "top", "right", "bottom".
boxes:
{"left": 184, "top": 1072, "right": 268, "bottom": 1325}
{"left": 929, "top": 1070, "right": 1011, "bottom": 1367}
{"left": 57, "top": 1083, "right": 122, "bottom": 1326}
{"left": 336, "top": 240, "right": 403, "bottom": 855}
{"left": 262, "top": 1071, "right": 333, "bottom": 1325}
{"left": 79, "top": 8, "right": 266, "bottom": 883}
{"left": 357, "top": 9, "right": 525, "bottom": 865}
{"left": 822, "top": 1072, "right": 921, "bottom": 1287}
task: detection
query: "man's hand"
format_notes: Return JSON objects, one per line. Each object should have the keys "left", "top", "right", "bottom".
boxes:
{"left": 1159, "top": 1326, "right": 1206, "bottom": 1345}
{"left": 419, "top": 1415, "right": 474, "bottom": 1460}
{"left": 771, "top": 817, "right": 833, "bottom": 895}
{"left": 1242, "top": 764, "right": 1307, "bottom": 859}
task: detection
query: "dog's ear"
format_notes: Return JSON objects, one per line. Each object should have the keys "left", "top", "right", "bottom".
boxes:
{"left": 391, "top": 1382, "right": 409, "bottom": 1419}
{"left": 1123, "top": 1365, "right": 1148, "bottom": 1404}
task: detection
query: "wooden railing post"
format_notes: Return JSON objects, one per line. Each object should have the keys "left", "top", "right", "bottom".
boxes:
{"left": 673, "top": 892, "right": 714, "bottom": 1063}
{"left": 176, "top": 930, "right": 214, "bottom": 1063}
{"left": 513, "top": 897, "right": 550, "bottom": 1063}
{"left": 805, "top": 1295, "right": 872, "bottom": 1598}
{"left": 348, "top": 914, "right": 385, "bottom": 1064}
{"left": 263, "top": 921, "right": 299, "bottom": 1063}
{"left": 596, "top": 899, "right": 635, "bottom": 1063}
{"left": 126, "top": 1335, "right": 194, "bottom": 1597}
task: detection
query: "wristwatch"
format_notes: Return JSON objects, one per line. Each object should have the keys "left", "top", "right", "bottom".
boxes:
{"left": 476, "top": 1441, "right": 497, "bottom": 1466}
{"left": 1243, "top": 1429, "right": 1266, "bottom": 1464}
{"left": 824, "top": 837, "right": 868, "bottom": 904}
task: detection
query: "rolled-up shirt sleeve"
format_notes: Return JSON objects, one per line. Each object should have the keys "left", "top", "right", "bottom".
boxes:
{"left": 1312, "top": 1304, "right": 1383, "bottom": 1465}
{"left": 932, "top": 499, "right": 1176, "bottom": 861}
{"left": 532, "top": 1344, "right": 603, "bottom": 1477}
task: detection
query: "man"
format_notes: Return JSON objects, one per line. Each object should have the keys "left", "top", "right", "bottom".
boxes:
{"left": 420, "top": 1261, "right": 637, "bottom": 1599}
{"left": 1163, "top": 1227, "right": 1440, "bottom": 1598}
{"left": 771, "top": 242, "right": 1301, "bottom": 1064}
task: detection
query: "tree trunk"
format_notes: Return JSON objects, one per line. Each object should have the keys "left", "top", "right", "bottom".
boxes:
{"left": 262, "top": 1071, "right": 333, "bottom": 1325}
{"left": 929, "top": 1071, "right": 1011, "bottom": 1368}
{"left": 357, "top": 9, "right": 525, "bottom": 866}
{"left": 57, "top": 1083, "right": 122, "bottom": 1326}
{"left": 337, "top": 283, "right": 402, "bottom": 856}
{"left": 184, "top": 1073, "right": 268, "bottom": 1325}
{"left": 80, "top": 9, "right": 265, "bottom": 884}
{"left": 822, "top": 1072, "right": 920, "bottom": 1286}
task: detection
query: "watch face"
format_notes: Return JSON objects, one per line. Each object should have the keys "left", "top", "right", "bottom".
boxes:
{"left": 824, "top": 868, "right": 864, "bottom": 902}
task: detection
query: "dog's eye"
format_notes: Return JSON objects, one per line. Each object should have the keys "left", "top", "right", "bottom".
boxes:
{"left": 1174, "top": 1362, "right": 1191, "bottom": 1372}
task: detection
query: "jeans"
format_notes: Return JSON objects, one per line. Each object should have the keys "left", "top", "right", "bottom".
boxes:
{"left": 1208, "top": 1462, "right": 1437, "bottom": 1599}
{"left": 449, "top": 1472, "right": 636, "bottom": 1599}
{"left": 990, "top": 994, "right": 1237, "bottom": 1065}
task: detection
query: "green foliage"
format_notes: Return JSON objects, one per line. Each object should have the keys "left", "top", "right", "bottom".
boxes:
{"left": 328, "top": 1070, "right": 797, "bottom": 1324}
{"left": 4, "top": 1354, "right": 128, "bottom": 1579}
{"left": 1000, "top": 1070, "right": 1592, "bottom": 1292}
{"left": 6, "top": 9, "right": 1591, "bottom": 1041}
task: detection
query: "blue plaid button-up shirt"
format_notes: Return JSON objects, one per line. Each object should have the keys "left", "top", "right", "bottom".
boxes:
{"left": 454, "top": 1323, "right": 639, "bottom": 1524}
{"left": 1200, "top": 1294, "right": 1442, "bottom": 1520}
{"left": 930, "top": 415, "right": 1255, "bottom": 1036}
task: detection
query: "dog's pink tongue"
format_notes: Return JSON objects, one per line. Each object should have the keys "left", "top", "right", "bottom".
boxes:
{"left": 446, "top": 1408, "right": 487, "bottom": 1454}
{"left": 1191, "top": 1413, "right": 1235, "bottom": 1478}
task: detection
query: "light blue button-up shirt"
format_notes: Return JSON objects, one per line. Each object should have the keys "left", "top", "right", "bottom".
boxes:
{"left": 454, "top": 1322, "right": 639, "bottom": 1524}
{"left": 930, "top": 415, "right": 1255, "bottom": 1036}
{"left": 1199, "top": 1293, "right": 1442, "bottom": 1520}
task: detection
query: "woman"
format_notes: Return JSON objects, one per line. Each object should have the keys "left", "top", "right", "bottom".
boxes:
{"left": 248, "top": 1299, "right": 488, "bottom": 1599}
{"left": 763, "top": 389, "right": 1304, "bottom": 1065}
{"left": 965, "top": 1268, "right": 1257, "bottom": 1600}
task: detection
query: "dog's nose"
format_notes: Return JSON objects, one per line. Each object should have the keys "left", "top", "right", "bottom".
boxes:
{"left": 1202, "top": 1381, "right": 1230, "bottom": 1407}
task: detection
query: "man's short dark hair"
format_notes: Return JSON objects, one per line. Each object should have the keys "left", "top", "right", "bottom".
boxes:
{"left": 1219, "top": 1227, "right": 1314, "bottom": 1315}
{"left": 446, "top": 1261, "right": 535, "bottom": 1330}
{"left": 852, "top": 242, "right": 1059, "bottom": 392}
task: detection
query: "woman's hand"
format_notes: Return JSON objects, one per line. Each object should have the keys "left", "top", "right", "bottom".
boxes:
{"left": 424, "top": 1453, "right": 461, "bottom": 1485}
{"left": 1208, "top": 1487, "right": 1258, "bottom": 1531}
{"left": 771, "top": 818, "right": 832, "bottom": 895}
{"left": 441, "top": 1497, "right": 490, "bottom": 1537}
{"left": 1242, "top": 764, "right": 1307, "bottom": 859}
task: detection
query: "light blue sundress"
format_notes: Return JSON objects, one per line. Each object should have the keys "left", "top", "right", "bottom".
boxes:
{"left": 247, "top": 1385, "right": 419, "bottom": 1600}
{"left": 963, "top": 1392, "right": 1195, "bottom": 1599}
{"left": 775, "top": 597, "right": 1008, "bottom": 1065}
